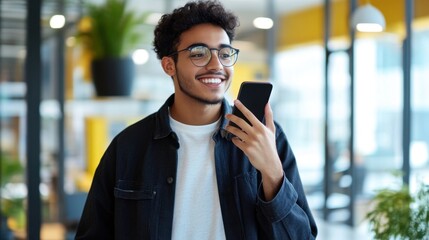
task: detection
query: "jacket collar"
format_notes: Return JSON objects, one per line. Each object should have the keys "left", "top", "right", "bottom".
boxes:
{"left": 154, "top": 94, "right": 232, "bottom": 140}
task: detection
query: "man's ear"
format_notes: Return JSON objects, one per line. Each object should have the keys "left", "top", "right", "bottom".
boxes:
{"left": 161, "top": 57, "right": 176, "bottom": 77}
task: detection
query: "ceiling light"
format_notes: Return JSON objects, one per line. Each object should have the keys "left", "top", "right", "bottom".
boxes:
{"left": 351, "top": 3, "right": 385, "bottom": 32}
{"left": 49, "top": 15, "right": 66, "bottom": 29}
{"left": 253, "top": 17, "right": 273, "bottom": 30}
{"left": 132, "top": 49, "right": 149, "bottom": 65}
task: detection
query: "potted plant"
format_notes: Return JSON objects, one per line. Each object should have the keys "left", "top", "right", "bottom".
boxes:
{"left": 1, "top": 153, "right": 25, "bottom": 239}
{"left": 366, "top": 180, "right": 429, "bottom": 239}
{"left": 77, "top": 0, "right": 147, "bottom": 97}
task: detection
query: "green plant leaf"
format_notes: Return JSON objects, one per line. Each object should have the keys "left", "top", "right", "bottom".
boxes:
{"left": 366, "top": 183, "right": 429, "bottom": 240}
{"left": 77, "top": 0, "right": 147, "bottom": 59}
{"left": 0, "top": 153, "right": 23, "bottom": 186}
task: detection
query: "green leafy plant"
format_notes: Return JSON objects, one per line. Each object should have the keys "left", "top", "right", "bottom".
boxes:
{"left": 366, "top": 182, "right": 429, "bottom": 239}
{"left": 0, "top": 154, "right": 22, "bottom": 185}
{"left": 1, "top": 153, "right": 25, "bottom": 230}
{"left": 77, "top": 0, "right": 147, "bottom": 59}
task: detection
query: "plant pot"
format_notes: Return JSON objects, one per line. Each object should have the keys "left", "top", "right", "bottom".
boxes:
{"left": 91, "top": 57, "right": 135, "bottom": 97}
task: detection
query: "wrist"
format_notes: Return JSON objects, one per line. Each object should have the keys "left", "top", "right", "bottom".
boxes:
{"left": 261, "top": 162, "right": 284, "bottom": 201}
{"left": 261, "top": 160, "right": 283, "bottom": 183}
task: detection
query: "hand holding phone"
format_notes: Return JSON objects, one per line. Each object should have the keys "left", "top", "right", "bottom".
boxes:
{"left": 225, "top": 81, "right": 273, "bottom": 140}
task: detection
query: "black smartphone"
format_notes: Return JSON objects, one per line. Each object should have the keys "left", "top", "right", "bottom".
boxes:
{"left": 225, "top": 81, "right": 273, "bottom": 139}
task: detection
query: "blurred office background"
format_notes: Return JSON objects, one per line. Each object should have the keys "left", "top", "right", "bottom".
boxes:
{"left": 0, "top": 0, "right": 428, "bottom": 239}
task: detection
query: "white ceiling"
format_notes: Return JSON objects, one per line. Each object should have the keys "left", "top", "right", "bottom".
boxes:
{"left": 125, "top": 0, "right": 325, "bottom": 65}
{"left": 128, "top": 0, "right": 324, "bottom": 53}
{"left": 127, "top": 0, "right": 323, "bottom": 37}
{"left": 131, "top": 0, "right": 323, "bottom": 15}
{"left": 0, "top": 0, "right": 324, "bottom": 73}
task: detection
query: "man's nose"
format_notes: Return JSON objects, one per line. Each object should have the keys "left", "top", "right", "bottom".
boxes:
{"left": 205, "top": 50, "right": 223, "bottom": 71}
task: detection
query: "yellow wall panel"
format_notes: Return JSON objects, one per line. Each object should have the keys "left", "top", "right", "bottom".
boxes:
{"left": 231, "top": 63, "right": 268, "bottom": 98}
{"left": 278, "top": 0, "right": 429, "bottom": 49}
{"left": 84, "top": 117, "right": 108, "bottom": 176}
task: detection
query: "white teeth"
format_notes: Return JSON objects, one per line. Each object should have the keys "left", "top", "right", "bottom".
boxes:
{"left": 201, "top": 78, "right": 222, "bottom": 84}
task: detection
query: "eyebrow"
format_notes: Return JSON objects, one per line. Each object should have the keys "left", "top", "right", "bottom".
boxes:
{"left": 185, "top": 43, "right": 233, "bottom": 49}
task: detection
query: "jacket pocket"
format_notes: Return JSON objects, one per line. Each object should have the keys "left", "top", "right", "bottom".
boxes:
{"left": 114, "top": 180, "right": 158, "bottom": 239}
{"left": 114, "top": 187, "right": 156, "bottom": 200}
{"left": 233, "top": 170, "right": 259, "bottom": 240}
{"left": 234, "top": 170, "right": 258, "bottom": 199}
{"left": 114, "top": 180, "right": 157, "bottom": 199}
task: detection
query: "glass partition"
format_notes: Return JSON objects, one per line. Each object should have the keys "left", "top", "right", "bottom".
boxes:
{"left": 273, "top": 45, "right": 325, "bottom": 213}
{"left": 354, "top": 36, "right": 403, "bottom": 196}
{"left": 411, "top": 28, "right": 429, "bottom": 191}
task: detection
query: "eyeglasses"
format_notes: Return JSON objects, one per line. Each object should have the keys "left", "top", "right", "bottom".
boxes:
{"left": 169, "top": 45, "right": 240, "bottom": 67}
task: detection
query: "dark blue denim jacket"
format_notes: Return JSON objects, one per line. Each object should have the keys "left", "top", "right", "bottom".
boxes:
{"left": 75, "top": 94, "right": 317, "bottom": 240}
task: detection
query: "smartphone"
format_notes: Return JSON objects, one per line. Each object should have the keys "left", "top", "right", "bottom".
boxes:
{"left": 225, "top": 81, "right": 273, "bottom": 139}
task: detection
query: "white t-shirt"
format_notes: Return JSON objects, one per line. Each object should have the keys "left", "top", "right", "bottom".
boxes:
{"left": 170, "top": 116, "right": 226, "bottom": 240}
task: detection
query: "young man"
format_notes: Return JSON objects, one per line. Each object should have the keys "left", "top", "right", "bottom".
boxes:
{"left": 75, "top": 1, "right": 317, "bottom": 239}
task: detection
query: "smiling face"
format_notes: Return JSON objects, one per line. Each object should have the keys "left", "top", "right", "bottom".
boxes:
{"left": 162, "top": 23, "right": 234, "bottom": 106}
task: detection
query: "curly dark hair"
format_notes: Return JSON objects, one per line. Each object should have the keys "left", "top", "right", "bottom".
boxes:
{"left": 153, "top": 0, "right": 239, "bottom": 60}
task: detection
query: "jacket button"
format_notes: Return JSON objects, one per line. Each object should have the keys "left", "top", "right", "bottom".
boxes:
{"left": 167, "top": 177, "right": 174, "bottom": 184}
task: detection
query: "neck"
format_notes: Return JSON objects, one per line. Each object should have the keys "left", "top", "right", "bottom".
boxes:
{"left": 170, "top": 95, "right": 222, "bottom": 125}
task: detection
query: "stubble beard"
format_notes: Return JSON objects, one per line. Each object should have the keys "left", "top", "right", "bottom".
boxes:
{"left": 176, "top": 71, "right": 226, "bottom": 105}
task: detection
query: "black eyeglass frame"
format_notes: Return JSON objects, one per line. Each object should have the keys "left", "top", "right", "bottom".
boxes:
{"left": 168, "top": 45, "right": 240, "bottom": 67}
